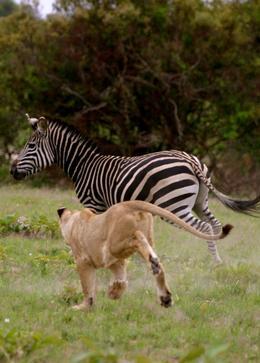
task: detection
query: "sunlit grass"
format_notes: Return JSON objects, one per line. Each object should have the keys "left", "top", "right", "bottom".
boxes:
{"left": 0, "top": 185, "right": 259, "bottom": 362}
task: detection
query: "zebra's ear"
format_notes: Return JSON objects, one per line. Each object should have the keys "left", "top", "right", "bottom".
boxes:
{"left": 37, "top": 117, "right": 48, "bottom": 134}
{"left": 25, "top": 114, "right": 48, "bottom": 133}
{"left": 25, "top": 113, "right": 38, "bottom": 130}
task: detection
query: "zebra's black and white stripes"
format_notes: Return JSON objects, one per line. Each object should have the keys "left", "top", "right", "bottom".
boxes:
{"left": 11, "top": 116, "right": 260, "bottom": 263}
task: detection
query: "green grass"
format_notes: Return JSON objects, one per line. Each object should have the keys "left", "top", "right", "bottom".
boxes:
{"left": 0, "top": 184, "right": 259, "bottom": 363}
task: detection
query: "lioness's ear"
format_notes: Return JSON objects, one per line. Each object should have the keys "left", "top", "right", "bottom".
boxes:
{"left": 57, "top": 207, "right": 67, "bottom": 218}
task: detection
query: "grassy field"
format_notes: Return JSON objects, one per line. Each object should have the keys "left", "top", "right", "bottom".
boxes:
{"left": 0, "top": 184, "right": 259, "bottom": 363}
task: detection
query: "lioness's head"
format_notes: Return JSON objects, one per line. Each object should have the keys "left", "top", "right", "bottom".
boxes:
{"left": 57, "top": 207, "right": 94, "bottom": 243}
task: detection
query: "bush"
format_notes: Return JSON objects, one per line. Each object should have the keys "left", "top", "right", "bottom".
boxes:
{"left": 0, "top": 213, "right": 59, "bottom": 238}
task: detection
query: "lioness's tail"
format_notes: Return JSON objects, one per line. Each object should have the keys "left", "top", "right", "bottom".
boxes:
{"left": 122, "top": 201, "right": 233, "bottom": 241}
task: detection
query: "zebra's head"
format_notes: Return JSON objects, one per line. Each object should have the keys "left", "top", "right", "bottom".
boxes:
{"left": 10, "top": 114, "right": 55, "bottom": 180}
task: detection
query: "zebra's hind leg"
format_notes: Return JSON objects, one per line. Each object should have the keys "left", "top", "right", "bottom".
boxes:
{"left": 178, "top": 210, "right": 222, "bottom": 264}
{"left": 194, "top": 187, "right": 223, "bottom": 264}
{"left": 206, "top": 240, "right": 222, "bottom": 265}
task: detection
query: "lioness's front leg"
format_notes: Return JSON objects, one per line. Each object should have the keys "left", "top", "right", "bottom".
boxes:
{"left": 73, "top": 259, "right": 96, "bottom": 311}
{"left": 108, "top": 260, "right": 128, "bottom": 300}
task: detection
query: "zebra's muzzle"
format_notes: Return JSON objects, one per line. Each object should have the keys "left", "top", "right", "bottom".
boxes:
{"left": 10, "top": 165, "right": 27, "bottom": 180}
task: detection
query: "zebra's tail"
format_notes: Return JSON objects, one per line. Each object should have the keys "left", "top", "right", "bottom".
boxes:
{"left": 211, "top": 189, "right": 260, "bottom": 216}
{"left": 186, "top": 157, "right": 260, "bottom": 217}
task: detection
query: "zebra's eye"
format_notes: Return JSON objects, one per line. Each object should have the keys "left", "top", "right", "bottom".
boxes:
{"left": 27, "top": 142, "right": 35, "bottom": 150}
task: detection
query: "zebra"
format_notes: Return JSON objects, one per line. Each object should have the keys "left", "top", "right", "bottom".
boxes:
{"left": 10, "top": 115, "right": 260, "bottom": 264}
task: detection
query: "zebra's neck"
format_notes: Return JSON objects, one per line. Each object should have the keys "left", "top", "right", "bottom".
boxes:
{"left": 49, "top": 120, "right": 99, "bottom": 182}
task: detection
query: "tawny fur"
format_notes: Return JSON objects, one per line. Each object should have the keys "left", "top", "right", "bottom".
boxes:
{"left": 58, "top": 200, "right": 232, "bottom": 311}
{"left": 58, "top": 201, "right": 174, "bottom": 311}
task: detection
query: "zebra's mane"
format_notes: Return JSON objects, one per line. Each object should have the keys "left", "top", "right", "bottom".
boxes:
{"left": 49, "top": 119, "right": 99, "bottom": 152}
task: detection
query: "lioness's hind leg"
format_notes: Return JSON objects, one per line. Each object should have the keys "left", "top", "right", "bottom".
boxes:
{"left": 134, "top": 230, "right": 158, "bottom": 264}
{"left": 134, "top": 231, "right": 172, "bottom": 308}
{"left": 108, "top": 260, "right": 128, "bottom": 300}
{"left": 155, "top": 264, "right": 172, "bottom": 308}
{"left": 149, "top": 255, "right": 161, "bottom": 275}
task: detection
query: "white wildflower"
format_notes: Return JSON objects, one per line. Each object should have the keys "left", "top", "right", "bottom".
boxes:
{"left": 17, "top": 216, "right": 27, "bottom": 224}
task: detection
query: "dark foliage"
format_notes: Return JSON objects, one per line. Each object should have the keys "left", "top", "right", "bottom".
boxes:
{"left": 0, "top": 0, "right": 259, "bottom": 164}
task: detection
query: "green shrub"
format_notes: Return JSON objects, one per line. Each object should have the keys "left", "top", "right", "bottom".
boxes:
{"left": 0, "top": 243, "right": 7, "bottom": 260}
{"left": 0, "top": 328, "right": 62, "bottom": 361}
{"left": 0, "top": 213, "right": 59, "bottom": 238}
{"left": 59, "top": 285, "right": 83, "bottom": 307}
{"left": 0, "top": 163, "right": 10, "bottom": 184}
{"left": 31, "top": 250, "right": 75, "bottom": 275}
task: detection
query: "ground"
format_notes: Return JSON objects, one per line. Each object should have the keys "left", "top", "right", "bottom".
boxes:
{"left": 0, "top": 185, "right": 259, "bottom": 363}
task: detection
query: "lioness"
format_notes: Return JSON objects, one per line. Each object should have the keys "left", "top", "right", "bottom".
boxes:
{"left": 57, "top": 201, "right": 232, "bottom": 311}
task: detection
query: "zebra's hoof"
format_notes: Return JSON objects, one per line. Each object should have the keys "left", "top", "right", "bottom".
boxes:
{"left": 214, "top": 259, "right": 223, "bottom": 266}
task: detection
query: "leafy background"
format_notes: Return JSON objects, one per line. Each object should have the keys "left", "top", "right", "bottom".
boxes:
{"left": 0, "top": 3, "right": 259, "bottom": 360}
{"left": 0, "top": 0, "right": 259, "bottom": 192}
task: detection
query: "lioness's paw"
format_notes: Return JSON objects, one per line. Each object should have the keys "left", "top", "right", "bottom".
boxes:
{"left": 71, "top": 302, "right": 91, "bottom": 311}
{"left": 108, "top": 280, "right": 127, "bottom": 299}
{"left": 160, "top": 292, "right": 172, "bottom": 308}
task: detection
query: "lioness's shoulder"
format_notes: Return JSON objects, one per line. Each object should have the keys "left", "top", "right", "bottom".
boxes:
{"left": 80, "top": 209, "right": 95, "bottom": 222}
